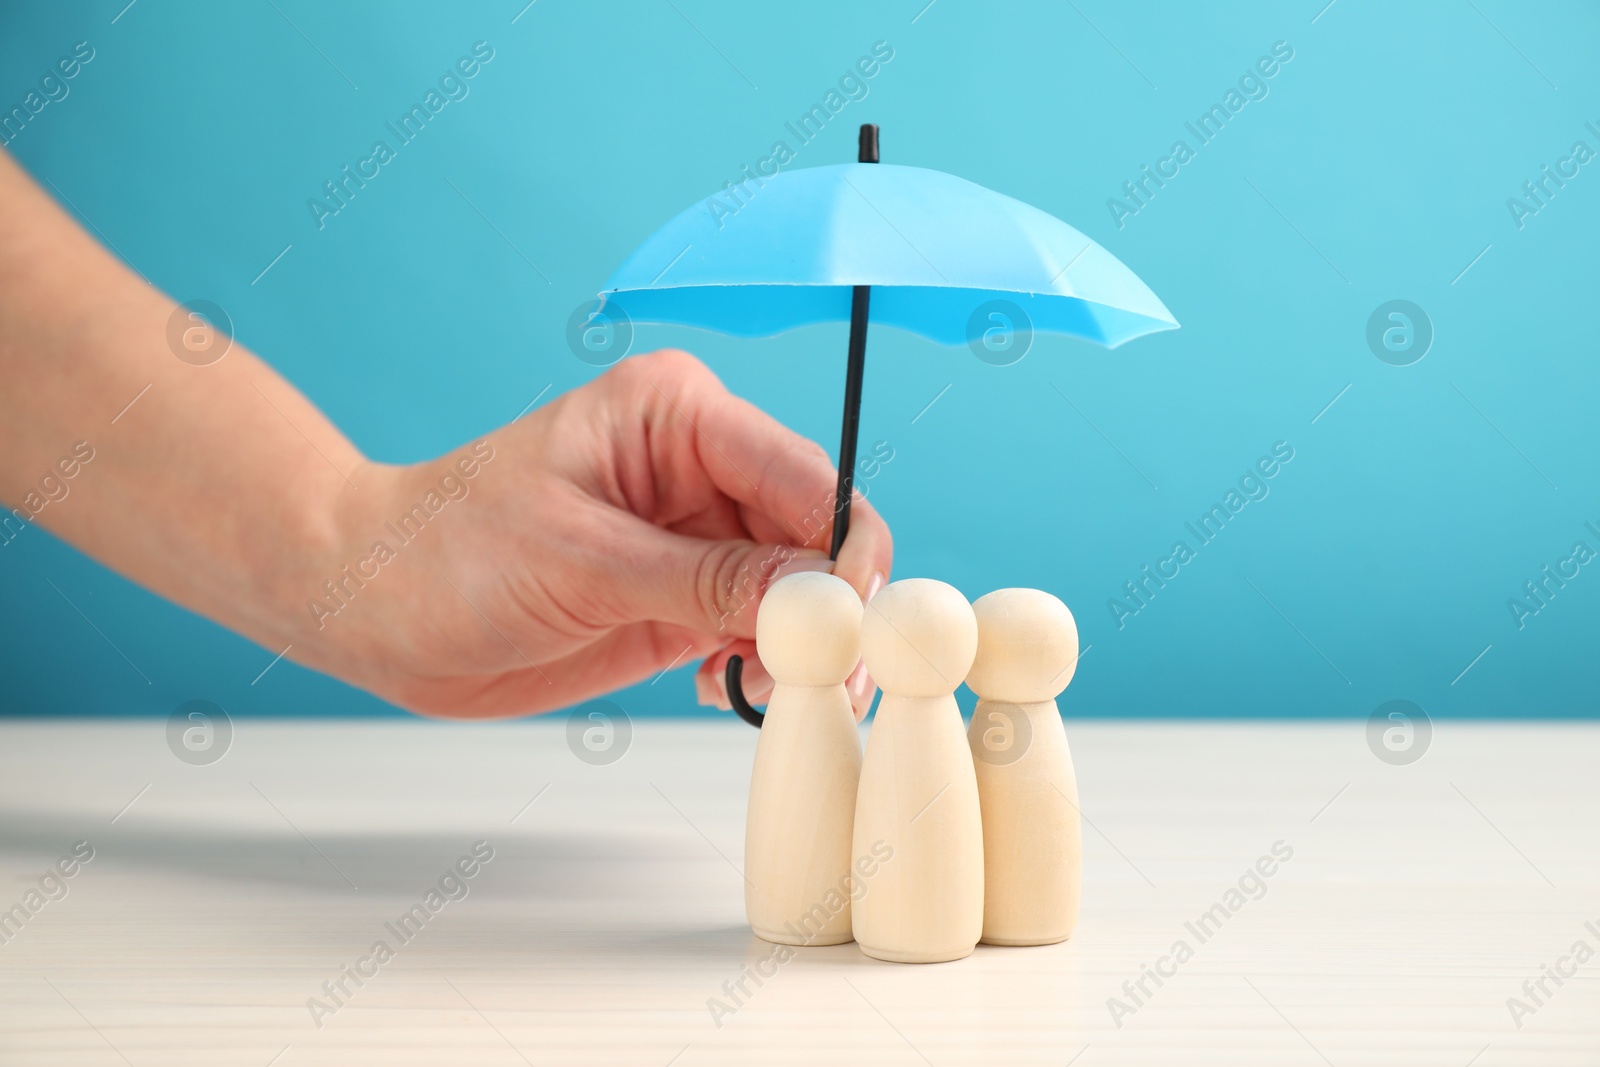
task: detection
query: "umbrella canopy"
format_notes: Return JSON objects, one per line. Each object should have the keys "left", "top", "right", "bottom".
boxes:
{"left": 598, "top": 126, "right": 1177, "bottom": 726}
{"left": 600, "top": 161, "right": 1177, "bottom": 348}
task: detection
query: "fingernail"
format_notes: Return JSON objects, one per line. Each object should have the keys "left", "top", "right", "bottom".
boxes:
{"left": 709, "top": 668, "right": 732, "bottom": 711}
{"left": 695, "top": 652, "right": 735, "bottom": 710}
{"left": 847, "top": 659, "right": 876, "bottom": 722}
{"left": 848, "top": 659, "right": 871, "bottom": 699}
{"left": 773, "top": 555, "right": 835, "bottom": 580}
{"left": 865, "top": 571, "right": 886, "bottom": 602}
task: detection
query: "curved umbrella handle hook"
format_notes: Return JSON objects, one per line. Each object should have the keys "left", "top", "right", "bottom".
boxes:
{"left": 726, "top": 655, "right": 765, "bottom": 728}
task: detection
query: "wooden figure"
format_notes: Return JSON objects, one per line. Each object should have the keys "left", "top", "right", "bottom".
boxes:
{"left": 744, "top": 571, "right": 864, "bottom": 946}
{"left": 851, "top": 578, "right": 983, "bottom": 963}
{"left": 965, "top": 588, "right": 1082, "bottom": 946}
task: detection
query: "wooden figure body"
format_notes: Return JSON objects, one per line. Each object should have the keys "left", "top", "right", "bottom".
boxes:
{"left": 744, "top": 571, "right": 864, "bottom": 946}
{"left": 852, "top": 578, "right": 983, "bottom": 963}
{"left": 965, "top": 588, "right": 1082, "bottom": 946}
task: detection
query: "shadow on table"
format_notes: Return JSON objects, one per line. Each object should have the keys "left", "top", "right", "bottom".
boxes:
{"left": 0, "top": 811, "right": 875, "bottom": 968}
{"left": 0, "top": 809, "right": 730, "bottom": 900}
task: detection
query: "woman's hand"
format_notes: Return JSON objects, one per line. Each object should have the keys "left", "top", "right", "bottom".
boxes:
{"left": 300, "top": 350, "right": 892, "bottom": 719}
{"left": 0, "top": 150, "right": 889, "bottom": 720}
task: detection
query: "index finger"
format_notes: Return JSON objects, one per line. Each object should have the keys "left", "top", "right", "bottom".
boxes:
{"left": 645, "top": 350, "right": 894, "bottom": 600}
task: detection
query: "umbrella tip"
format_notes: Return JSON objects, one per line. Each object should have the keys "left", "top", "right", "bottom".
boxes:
{"left": 858, "top": 124, "right": 879, "bottom": 164}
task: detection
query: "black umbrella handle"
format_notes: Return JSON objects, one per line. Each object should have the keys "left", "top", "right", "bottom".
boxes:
{"left": 831, "top": 281, "right": 872, "bottom": 558}
{"left": 727, "top": 124, "right": 879, "bottom": 729}
{"left": 726, "top": 655, "right": 765, "bottom": 728}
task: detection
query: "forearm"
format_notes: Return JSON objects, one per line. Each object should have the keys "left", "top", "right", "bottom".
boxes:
{"left": 0, "top": 149, "right": 375, "bottom": 653}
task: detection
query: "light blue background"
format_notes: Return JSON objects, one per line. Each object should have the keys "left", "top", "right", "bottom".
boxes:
{"left": 2, "top": 0, "right": 1597, "bottom": 718}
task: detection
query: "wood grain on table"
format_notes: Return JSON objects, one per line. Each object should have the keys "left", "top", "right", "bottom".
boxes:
{"left": 1, "top": 718, "right": 1596, "bottom": 1066}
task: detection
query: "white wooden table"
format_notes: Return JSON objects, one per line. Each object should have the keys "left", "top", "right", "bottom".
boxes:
{"left": 1, "top": 717, "right": 1596, "bottom": 1065}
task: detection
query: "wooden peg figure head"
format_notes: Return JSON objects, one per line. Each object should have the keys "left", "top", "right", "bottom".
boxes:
{"left": 859, "top": 578, "right": 977, "bottom": 697}
{"left": 755, "top": 571, "right": 864, "bottom": 687}
{"left": 966, "top": 588, "right": 1080, "bottom": 703}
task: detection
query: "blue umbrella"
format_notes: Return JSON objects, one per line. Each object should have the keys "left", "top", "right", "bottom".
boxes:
{"left": 599, "top": 126, "right": 1178, "bottom": 724}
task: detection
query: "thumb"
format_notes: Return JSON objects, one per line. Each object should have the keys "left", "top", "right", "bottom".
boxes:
{"left": 616, "top": 520, "right": 835, "bottom": 639}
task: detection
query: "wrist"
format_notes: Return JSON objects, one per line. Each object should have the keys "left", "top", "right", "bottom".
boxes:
{"left": 278, "top": 458, "right": 412, "bottom": 651}
{"left": 283, "top": 440, "right": 502, "bottom": 673}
